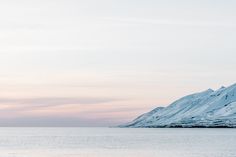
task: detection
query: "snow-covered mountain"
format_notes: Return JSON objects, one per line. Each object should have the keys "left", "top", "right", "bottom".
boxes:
{"left": 121, "top": 83, "right": 236, "bottom": 128}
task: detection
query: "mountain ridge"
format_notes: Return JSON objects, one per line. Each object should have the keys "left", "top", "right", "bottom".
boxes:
{"left": 121, "top": 83, "right": 236, "bottom": 128}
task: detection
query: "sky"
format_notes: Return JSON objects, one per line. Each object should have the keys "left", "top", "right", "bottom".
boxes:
{"left": 0, "top": 0, "right": 236, "bottom": 126}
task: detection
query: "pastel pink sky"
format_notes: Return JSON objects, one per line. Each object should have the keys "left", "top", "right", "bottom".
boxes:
{"left": 0, "top": 0, "right": 236, "bottom": 126}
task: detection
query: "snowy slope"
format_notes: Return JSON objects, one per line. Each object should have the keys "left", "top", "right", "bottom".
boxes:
{"left": 121, "top": 83, "right": 236, "bottom": 128}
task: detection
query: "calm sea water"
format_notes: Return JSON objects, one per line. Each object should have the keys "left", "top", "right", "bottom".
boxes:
{"left": 0, "top": 127, "right": 235, "bottom": 157}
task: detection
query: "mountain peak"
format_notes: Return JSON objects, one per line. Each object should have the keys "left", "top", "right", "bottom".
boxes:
{"left": 220, "top": 86, "right": 226, "bottom": 89}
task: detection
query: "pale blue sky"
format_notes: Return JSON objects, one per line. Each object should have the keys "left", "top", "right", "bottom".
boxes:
{"left": 0, "top": 0, "right": 236, "bottom": 126}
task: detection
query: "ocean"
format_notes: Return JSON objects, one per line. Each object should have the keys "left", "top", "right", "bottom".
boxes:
{"left": 0, "top": 127, "right": 235, "bottom": 157}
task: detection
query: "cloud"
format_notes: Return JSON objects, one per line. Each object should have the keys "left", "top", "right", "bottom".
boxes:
{"left": 0, "top": 97, "right": 123, "bottom": 109}
{"left": 102, "top": 17, "right": 236, "bottom": 28}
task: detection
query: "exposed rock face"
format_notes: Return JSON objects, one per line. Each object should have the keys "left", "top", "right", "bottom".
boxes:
{"left": 121, "top": 83, "right": 236, "bottom": 128}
